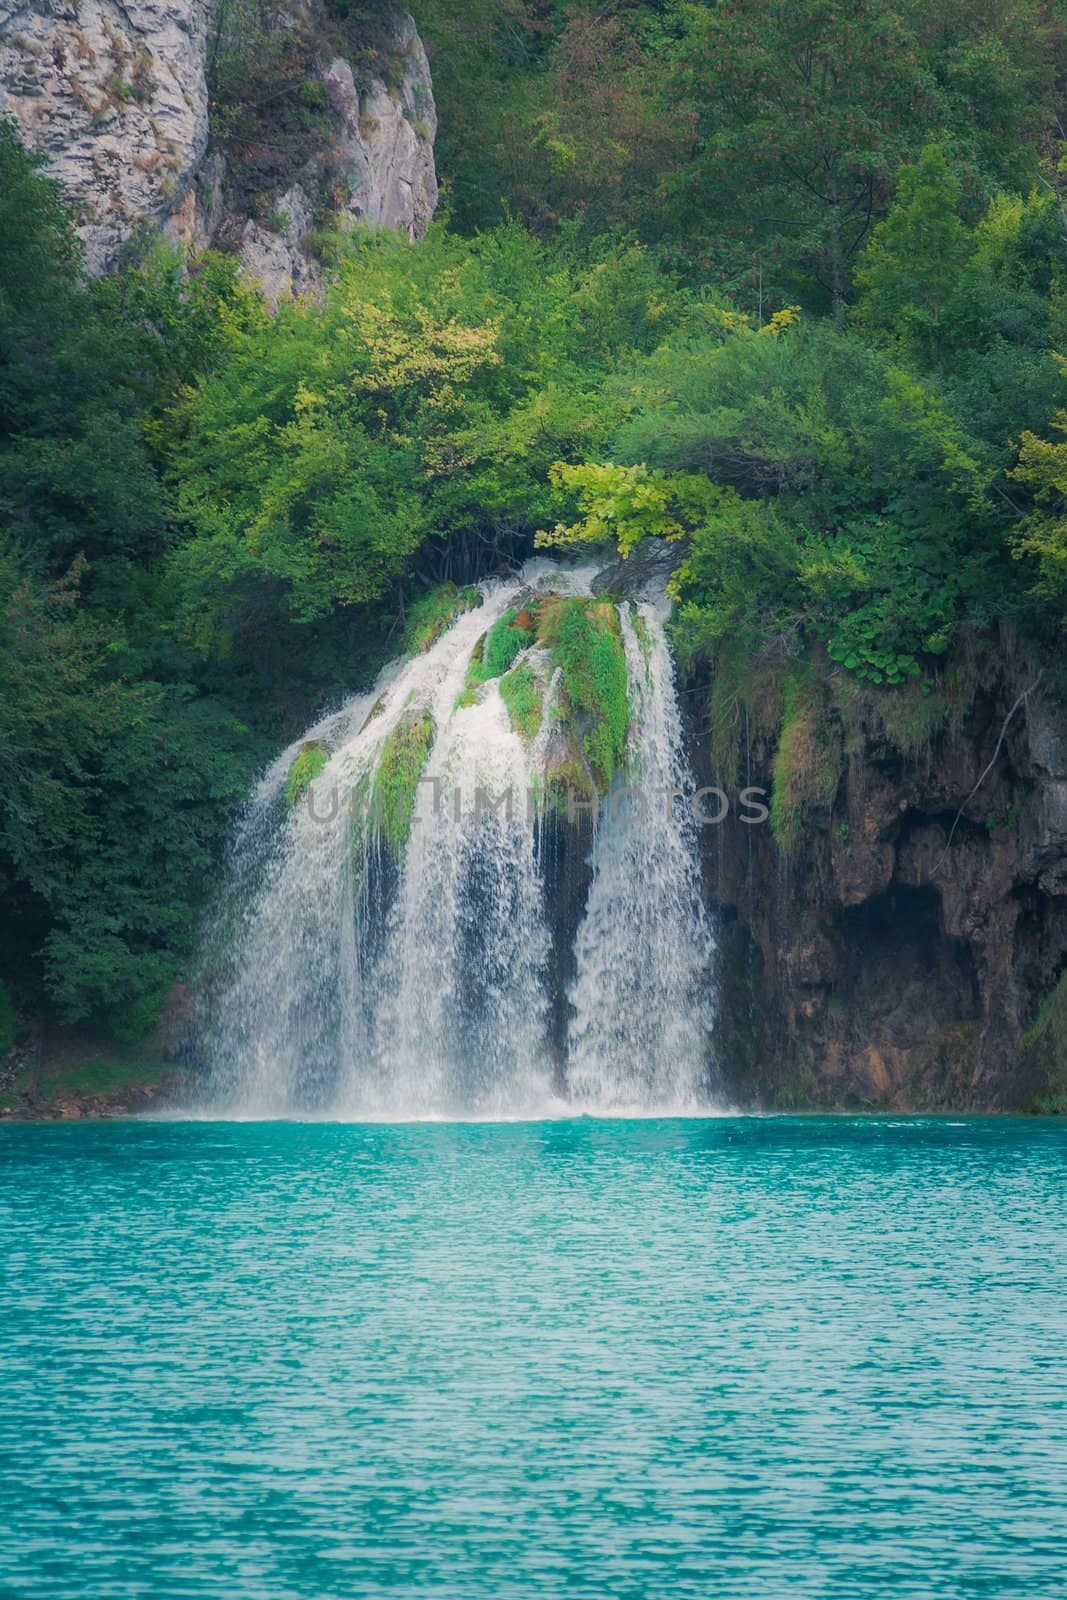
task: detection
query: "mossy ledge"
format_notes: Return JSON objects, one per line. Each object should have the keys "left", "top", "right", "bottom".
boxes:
{"left": 500, "top": 660, "right": 544, "bottom": 743}
{"left": 372, "top": 709, "right": 435, "bottom": 853}
{"left": 403, "top": 583, "right": 480, "bottom": 656}
{"left": 451, "top": 592, "right": 630, "bottom": 806}
{"left": 461, "top": 607, "right": 538, "bottom": 703}
{"left": 285, "top": 741, "right": 328, "bottom": 806}
{"left": 704, "top": 638, "right": 966, "bottom": 853}
{"left": 538, "top": 597, "right": 629, "bottom": 796}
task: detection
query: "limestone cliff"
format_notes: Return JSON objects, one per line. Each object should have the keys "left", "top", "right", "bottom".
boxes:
{"left": 1, "top": 0, "right": 437, "bottom": 297}
{"left": 1, "top": 0, "right": 212, "bottom": 272}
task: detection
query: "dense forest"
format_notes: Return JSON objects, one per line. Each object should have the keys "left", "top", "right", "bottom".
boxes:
{"left": 2, "top": 0, "right": 1067, "bottom": 1052}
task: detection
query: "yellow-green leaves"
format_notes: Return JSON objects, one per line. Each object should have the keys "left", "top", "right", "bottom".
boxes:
{"left": 537, "top": 462, "right": 723, "bottom": 558}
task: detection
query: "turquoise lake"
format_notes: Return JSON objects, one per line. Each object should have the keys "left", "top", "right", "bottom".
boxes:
{"left": 1, "top": 1116, "right": 1064, "bottom": 1598}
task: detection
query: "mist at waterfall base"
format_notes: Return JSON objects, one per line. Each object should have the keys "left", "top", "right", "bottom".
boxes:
{"left": 191, "top": 561, "right": 716, "bottom": 1120}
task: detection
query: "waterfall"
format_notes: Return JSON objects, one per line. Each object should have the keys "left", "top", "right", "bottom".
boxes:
{"left": 194, "top": 565, "right": 717, "bottom": 1118}
{"left": 566, "top": 602, "right": 714, "bottom": 1110}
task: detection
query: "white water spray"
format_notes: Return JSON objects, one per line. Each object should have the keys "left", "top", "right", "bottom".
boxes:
{"left": 194, "top": 566, "right": 716, "bottom": 1118}
{"left": 566, "top": 602, "right": 714, "bottom": 1110}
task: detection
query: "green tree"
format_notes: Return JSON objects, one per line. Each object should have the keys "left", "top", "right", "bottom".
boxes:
{"left": 854, "top": 146, "right": 973, "bottom": 362}
{"left": 651, "top": 0, "right": 1060, "bottom": 313}
{"left": 1011, "top": 409, "right": 1067, "bottom": 609}
{"left": 0, "top": 121, "right": 165, "bottom": 578}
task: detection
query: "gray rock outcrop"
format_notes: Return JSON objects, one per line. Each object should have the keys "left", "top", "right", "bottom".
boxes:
{"left": 1, "top": 0, "right": 212, "bottom": 273}
{"left": 1, "top": 0, "right": 438, "bottom": 296}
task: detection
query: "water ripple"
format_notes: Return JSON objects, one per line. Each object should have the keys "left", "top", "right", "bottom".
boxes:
{"left": 1, "top": 1116, "right": 1065, "bottom": 1597}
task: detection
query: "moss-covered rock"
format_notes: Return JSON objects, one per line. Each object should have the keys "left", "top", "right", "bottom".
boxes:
{"left": 631, "top": 610, "right": 652, "bottom": 664}
{"left": 500, "top": 661, "right": 544, "bottom": 743}
{"left": 403, "top": 582, "right": 480, "bottom": 655}
{"left": 372, "top": 709, "right": 435, "bottom": 852}
{"left": 543, "top": 752, "right": 598, "bottom": 817}
{"left": 537, "top": 597, "right": 629, "bottom": 794}
{"left": 463, "top": 607, "right": 537, "bottom": 695}
{"left": 285, "top": 741, "right": 329, "bottom": 806}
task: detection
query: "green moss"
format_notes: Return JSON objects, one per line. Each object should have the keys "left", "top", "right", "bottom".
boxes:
{"left": 876, "top": 678, "right": 954, "bottom": 753}
{"left": 372, "top": 709, "right": 434, "bottom": 852}
{"left": 50, "top": 1055, "right": 164, "bottom": 1098}
{"left": 833, "top": 664, "right": 962, "bottom": 762}
{"left": 464, "top": 608, "right": 537, "bottom": 694}
{"left": 360, "top": 696, "right": 386, "bottom": 732}
{"left": 538, "top": 598, "right": 629, "bottom": 793}
{"left": 0, "top": 1039, "right": 171, "bottom": 1115}
{"left": 1022, "top": 970, "right": 1067, "bottom": 1113}
{"left": 403, "top": 582, "right": 480, "bottom": 655}
{"left": 544, "top": 755, "right": 598, "bottom": 816}
{"left": 105, "top": 979, "right": 172, "bottom": 1045}
{"left": 500, "top": 661, "right": 543, "bottom": 742}
{"left": 770, "top": 668, "right": 843, "bottom": 854}
{"left": 285, "top": 741, "right": 328, "bottom": 806}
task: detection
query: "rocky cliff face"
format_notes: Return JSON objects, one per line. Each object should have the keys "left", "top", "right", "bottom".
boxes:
{"left": 1, "top": 0, "right": 212, "bottom": 272}
{"left": 689, "top": 630, "right": 1067, "bottom": 1111}
{"left": 1, "top": 0, "right": 437, "bottom": 297}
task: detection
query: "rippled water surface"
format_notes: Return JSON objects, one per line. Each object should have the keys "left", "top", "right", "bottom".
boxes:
{"left": 1, "top": 1117, "right": 1065, "bottom": 1598}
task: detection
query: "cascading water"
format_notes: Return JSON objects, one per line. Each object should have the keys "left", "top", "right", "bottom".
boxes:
{"left": 566, "top": 601, "right": 714, "bottom": 1110}
{"left": 193, "top": 562, "right": 717, "bottom": 1118}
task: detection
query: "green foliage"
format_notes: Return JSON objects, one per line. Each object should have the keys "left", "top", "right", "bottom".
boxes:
{"left": 854, "top": 146, "right": 973, "bottom": 361}
{"left": 538, "top": 598, "right": 629, "bottom": 792}
{"left": 416, "top": 0, "right": 1063, "bottom": 311}
{"left": 285, "top": 742, "right": 328, "bottom": 806}
{"left": 168, "top": 225, "right": 677, "bottom": 659}
{"left": 539, "top": 461, "right": 722, "bottom": 557}
{"left": 500, "top": 661, "right": 543, "bottom": 743}
{"left": 404, "top": 582, "right": 480, "bottom": 654}
{"left": 372, "top": 710, "right": 435, "bottom": 853}
{"left": 0, "top": 124, "right": 162, "bottom": 577}
{"left": 1011, "top": 411, "right": 1067, "bottom": 609}
{"left": 568, "top": 237, "right": 1064, "bottom": 679}
{"left": 0, "top": 130, "right": 260, "bottom": 1027}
